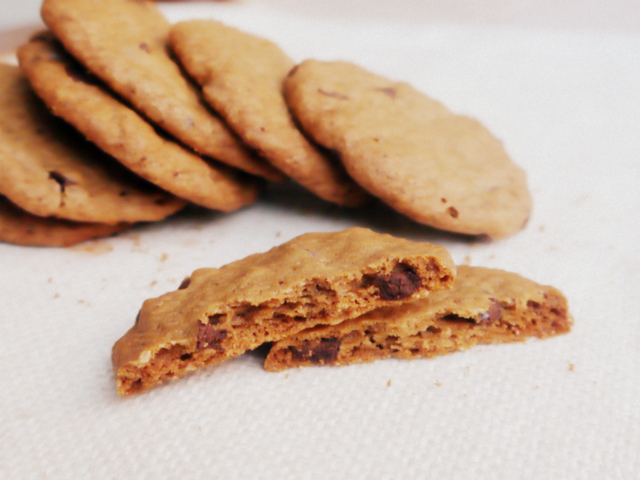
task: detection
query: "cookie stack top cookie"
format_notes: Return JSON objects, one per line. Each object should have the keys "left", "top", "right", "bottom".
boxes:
{"left": 285, "top": 60, "right": 532, "bottom": 239}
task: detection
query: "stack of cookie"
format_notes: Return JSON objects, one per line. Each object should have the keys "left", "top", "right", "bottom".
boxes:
{"left": 111, "top": 228, "right": 570, "bottom": 396}
{"left": 1, "top": 0, "right": 532, "bottom": 247}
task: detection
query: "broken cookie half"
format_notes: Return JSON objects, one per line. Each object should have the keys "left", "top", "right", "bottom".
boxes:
{"left": 112, "top": 227, "right": 455, "bottom": 395}
{"left": 265, "top": 265, "right": 571, "bottom": 371}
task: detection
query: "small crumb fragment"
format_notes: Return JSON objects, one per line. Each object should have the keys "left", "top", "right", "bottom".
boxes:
{"left": 387, "top": 380, "right": 391, "bottom": 387}
{"left": 568, "top": 362, "right": 575, "bottom": 372}
{"left": 150, "top": 280, "right": 157, "bottom": 287}
{"left": 434, "top": 380, "right": 442, "bottom": 387}
{"left": 160, "top": 252, "right": 169, "bottom": 262}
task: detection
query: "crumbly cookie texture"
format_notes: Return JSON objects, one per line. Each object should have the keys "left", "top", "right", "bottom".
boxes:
{"left": 112, "top": 227, "right": 456, "bottom": 395}
{"left": 41, "top": 0, "right": 282, "bottom": 181}
{"left": 285, "top": 60, "right": 532, "bottom": 239}
{"left": 169, "top": 20, "right": 367, "bottom": 206}
{"left": 18, "top": 33, "right": 262, "bottom": 212}
{"left": 0, "top": 64, "right": 185, "bottom": 224}
{"left": 0, "top": 194, "right": 131, "bottom": 247}
{"left": 265, "top": 265, "right": 570, "bottom": 371}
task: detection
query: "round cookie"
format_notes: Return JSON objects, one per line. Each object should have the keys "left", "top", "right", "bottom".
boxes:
{"left": 169, "top": 20, "right": 367, "bottom": 206}
{"left": 0, "top": 64, "right": 185, "bottom": 224}
{"left": 40, "top": 0, "right": 282, "bottom": 181}
{"left": 285, "top": 60, "right": 532, "bottom": 239}
{"left": 18, "top": 33, "right": 262, "bottom": 213}
{"left": 0, "top": 195, "right": 131, "bottom": 247}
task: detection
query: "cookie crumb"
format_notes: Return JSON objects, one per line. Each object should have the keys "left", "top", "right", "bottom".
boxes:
{"left": 568, "top": 362, "right": 575, "bottom": 372}
{"left": 434, "top": 380, "right": 442, "bottom": 387}
{"left": 387, "top": 380, "right": 391, "bottom": 387}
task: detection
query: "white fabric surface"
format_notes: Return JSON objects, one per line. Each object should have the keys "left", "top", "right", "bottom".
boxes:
{"left": 1, "top": 3, "right": 639, "bottom": 479}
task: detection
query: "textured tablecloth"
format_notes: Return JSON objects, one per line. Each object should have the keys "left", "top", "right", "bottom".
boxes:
{"left": 1, "top": 2, "right": 639, "bottom": 478}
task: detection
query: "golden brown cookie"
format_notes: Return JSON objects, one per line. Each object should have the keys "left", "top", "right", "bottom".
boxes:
{"left": 0, "top": 64, "right": 185, "bottom": 224}
{"left": 265, "top": 265, "right": 570, "bottom": 371}
{"left": 285, "top": 60, "right": 532, "bottom": 239}
{"left": 18, "top": 33, "right": 261, "bottom": 212}
{"left": 0, "top": 194, "right": 131, "bottom": 247}
{"left": 169, "top": 20, "right": 367, "bottom": 206}
{"left": 41, "top": 0, "right": 282, "bottom": 181}
{"left": 112, "top": 227, "right": 456, "bottom": 395}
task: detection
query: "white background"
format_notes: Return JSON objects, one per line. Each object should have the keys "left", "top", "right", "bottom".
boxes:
{"left": 1, "top": 1, "right": 639, "bottom": 479}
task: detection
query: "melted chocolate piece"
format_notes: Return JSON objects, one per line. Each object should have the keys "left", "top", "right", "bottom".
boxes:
{"left": 197, "top": 322, "right": 228, "bottom": 350}
{"left": 373, "top": 263, "right": 422, "bottom": 301}
{"left": 479, "top": 299, "right": 502, "bottom": 325}
{"left": 290, "top": 337, "right": 341, "bottom": 365}
{"left": 376, "top": 87, "right": 396, "bottom": 98}
{"left": 48, "top": 170, "right": 77, "bottom": 193}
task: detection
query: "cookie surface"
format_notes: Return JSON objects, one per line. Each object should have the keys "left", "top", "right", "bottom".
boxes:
{"left": 169, "top": 21, "right": 366, "bottom": 206}
{"left": 18, "top": 33, "right": 261, "bottom": 212}
{"left": 285, "top": 60, "right": 532, "bottom": 238}
{"left": 41, "top": 0, "right": 281, "bottom": 181}
{"left": 112, "top": 227, "right": 456, "bottom": 395}
{"left": 265, "top": 265, "right": 571, "bottom": 371}
{"left": 0, "top": 194, "right": 131, "bottom": 247}
{"left": 0, "top": 64, "right": 185, "bottom": 224}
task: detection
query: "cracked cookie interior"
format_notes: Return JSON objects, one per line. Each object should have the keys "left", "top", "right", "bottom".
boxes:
{"left": 265, "top": 265, "right": 571, "bottom": 371}
{"left": 112, "top": 227, "right": 456, "bottom": 395}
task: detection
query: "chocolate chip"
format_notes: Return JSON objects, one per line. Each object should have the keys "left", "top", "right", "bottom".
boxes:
{"left": 447, "top": 206, "right": 459, "bottom": 218}
{"left": 318, "top": 88, "right": 349, "bottom": 100}
{"left": 376, "top": 87, "right": 396, "bottom": 98}
{"left": 48, "top": 170, "right": 76, "bottom": 193}
{"left": 290, "top": 337, "right": 341, "bottom": 365}
{"left": 207, "top": 313, "right": 225, "bottom": 325}
{"left": 178, "top": 277, "right": 191, "bottom": 290}
{"left": 373, "top": 263, "right": 422, "bottom": 301}
{"left": 197, "top": 322, "right": 228, "bottom": 350}
{"left": 139, "top": 42, "right": 150, "bottom": 53}
{"left": 479, "top": 299, "right": 501, "bottom": 325}
{"left": 286, "top": 64, "right": 299, "bottom": 78}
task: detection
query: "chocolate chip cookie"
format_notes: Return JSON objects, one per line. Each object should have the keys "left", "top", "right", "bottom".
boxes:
{"left": 112, "top": 227, "right": 455, "bottom": 395}
{"left": 18, "top": 33, "right": 262, "bottom": 212}
{"left": 0, "top": 64, "right": 185, "bottom": 224}
{"left": 169, "top": 20, "right": 367, "bottom": 206}
{"left": 41, "top": 0, "right": 282, "bottom": 181}
{"left": 285, "top": 60, "right": 532, "bottom": 238}
{"left": 265, "top": 265, "right": 570, "bottom": 371}
{"left": 0, "top": 194, "right": 131, "bottom": 247}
